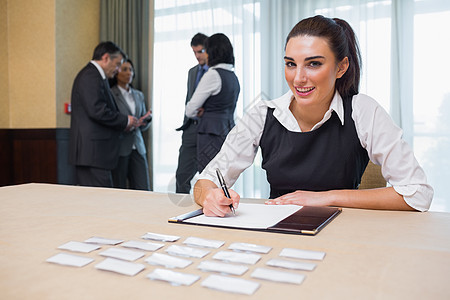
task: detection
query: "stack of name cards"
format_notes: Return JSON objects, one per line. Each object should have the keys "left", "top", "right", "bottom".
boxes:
{"left": 46, "top": 233, "right": 326, "bottom": 296}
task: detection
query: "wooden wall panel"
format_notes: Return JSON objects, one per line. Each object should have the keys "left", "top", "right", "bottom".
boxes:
{"left": 0, "top": 129, "right": 61, "bottom": 186}
{"left": 0, "top": 130, "right": 13, "bottom": 186}
{"left": 12, "top": 130, "right": 57, "bottom": 184}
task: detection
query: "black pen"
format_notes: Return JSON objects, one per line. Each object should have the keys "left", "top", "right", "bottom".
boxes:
{"left": 216, "top": 168, "right": 236, "bottom": 215}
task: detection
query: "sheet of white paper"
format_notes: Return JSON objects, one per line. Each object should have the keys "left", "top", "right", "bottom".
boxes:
{"left": 166, "top": 245, "right": 210, "bottom": 258}
{"left": 266, "top": 258, "right": 316, "bottom": 271}
{"left": 198, "top": 260, "right": 248, "bottom": 276}
{"left": 201, "top": 274, "right": 260, "bottom": 295}
{"left": 99, "top": 247, "right": 145, "bottom": 261}
{"left": 57, "top": 241, "right": 100, "bottom": 253}
{"left": 46, "top": 253, "right": 94, "bottom": 267}
{"left": 84, "top": 237, "right": 124, "bottom": 245}
{"left": 183, "top": 237, "right": 225, "bottom": 248}
{"left": 141, "top": 232, "right": 180, "bottom": 242}
{"left": 147, "top": 268, "right": 200, "bottom": 286}
{"left": 145, "top": 253, "right": 192, "bottom": 269}
{"left": 279, "top": 248, "right": 326, "bottom": 261}
{"left": 186, "top": 203, "right": 301, "bottom": 229}
{"left": 121, "top": 240, "right": 164, "bottom": 251}
{"left": 213, "top": 251, "right": 261, "bottom": 265}
{"left": 95, "top": 258, "right": 145, "bottom": 276}
{"left": 251, "top": 267, "right": 306, "bottom": 284}
{"left": 228, "top": 242, "right": 272, "bottom": 254}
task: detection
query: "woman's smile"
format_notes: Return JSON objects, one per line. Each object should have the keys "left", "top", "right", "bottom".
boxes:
{"left": 295, "top": 86, "right": 315, "bottom": 96}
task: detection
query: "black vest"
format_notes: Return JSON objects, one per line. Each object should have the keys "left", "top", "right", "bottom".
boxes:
{"left": 197, "top": 68, "right": 240, "bottom": 136}
{"left": 202, "top": 68, "right": 239, "bottom": 116}
{"left": 260, "top": 97, "right": 369, "bottom": 199}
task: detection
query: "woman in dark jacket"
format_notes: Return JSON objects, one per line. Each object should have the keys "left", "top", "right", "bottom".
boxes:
{"left": 109, "top": 58, "right": 152, "bottom": 190}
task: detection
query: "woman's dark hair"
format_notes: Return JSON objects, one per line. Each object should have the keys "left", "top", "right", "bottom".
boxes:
{"left": 205, "top": 33, "right": 235, "bottom": 67}
{"left": 109, "top": 58, "right": 135, "bottom": 87}
{"left": 285, "top": 15, "right": 361, "bottom": 99}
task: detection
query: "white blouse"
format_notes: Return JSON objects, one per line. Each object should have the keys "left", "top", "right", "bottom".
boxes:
{"left": 198, "top": 90, "right": 434, "bottom": 212}
{"left": 118, "top": 85, "right": 136, "bottom": 116}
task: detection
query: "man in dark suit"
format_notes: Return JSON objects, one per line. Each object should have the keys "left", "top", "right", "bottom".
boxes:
{"left": 175, "top": 33, "right": 209, "bottom": 194}
{"left": 69, "top": 41, "right": 138, "bottom": 187}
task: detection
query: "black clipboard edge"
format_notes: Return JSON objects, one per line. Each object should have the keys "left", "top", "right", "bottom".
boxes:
{"left": 168, "top": 220, "right": 321, "bottom": 236}
{"left": 168, "top": 206, "right": 342, "bottom": 236}
{"left": 268, "top": 207, "right": 342, "bottom": 235}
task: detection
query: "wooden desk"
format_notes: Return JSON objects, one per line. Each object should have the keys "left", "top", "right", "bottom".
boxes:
{"left": 1, "top": 183, "right": 449, "bottom": 299}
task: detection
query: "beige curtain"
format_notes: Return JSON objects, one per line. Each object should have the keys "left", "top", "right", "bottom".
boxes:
{"left": 100, "top": 0, "right": 150, "bottom": 92}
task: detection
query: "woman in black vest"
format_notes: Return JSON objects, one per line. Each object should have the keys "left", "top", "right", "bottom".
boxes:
{"left": 193, "top": 16, "right": 433, "bottom": 217}
{"left": 185, "top": 33, "right": 240, "bottom": 173}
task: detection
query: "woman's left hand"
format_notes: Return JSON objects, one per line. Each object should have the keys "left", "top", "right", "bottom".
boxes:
{"left": 196, "top": 107, "right": 204, "bottom": 117}
{"left": 137, "top": 110, "right": 152, "bottom": 127}
{"left": 265, "top": 190, "right": 330, "bottom": 206}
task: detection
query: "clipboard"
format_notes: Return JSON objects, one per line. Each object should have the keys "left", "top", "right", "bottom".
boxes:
{"left": 168, "top": 206, "right": 342, "bottom": 236}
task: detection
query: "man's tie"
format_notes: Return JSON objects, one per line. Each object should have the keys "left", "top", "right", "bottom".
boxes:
{"left": 104, "top": 78, "right": 118, "bottom": 111}
{"left": 195, "top": 66, "right": 206, "bottom": 88}
{"left": 104, "top": 78, "right": 110, "bottom": 89}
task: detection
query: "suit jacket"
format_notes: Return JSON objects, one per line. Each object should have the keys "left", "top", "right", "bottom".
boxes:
{"left": 176, "top": 64, "right": 200, "bottom": 131}
{"left": 69, "top": 62, "right": 128, "bottom": 170}
{"left": 110, "top": 85, "right": 151, "bottom": 156}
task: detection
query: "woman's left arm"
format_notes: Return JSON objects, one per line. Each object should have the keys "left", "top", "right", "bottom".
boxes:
{"left": 267, "top": 186, "right": 414, "bottom": 210}
{"left": 351, "top": 94, "right": 433, "bottom": 211}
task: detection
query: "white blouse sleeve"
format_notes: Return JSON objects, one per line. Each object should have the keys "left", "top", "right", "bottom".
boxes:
{"left": 352, "top": 94, "right": 433, "bottom": 211}
{"left": 185, "top": 68, "right": 221, "bottom": 118}
{"left": 198, "top": 101, "right": 268, "bottom": 188}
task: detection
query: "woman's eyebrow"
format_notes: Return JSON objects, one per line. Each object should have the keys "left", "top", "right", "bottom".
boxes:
{"left": 284, "top": 55, "right": 325, "bottom": 61}
{"left": 305, "top": 55, "right": 325, "bottom": 61}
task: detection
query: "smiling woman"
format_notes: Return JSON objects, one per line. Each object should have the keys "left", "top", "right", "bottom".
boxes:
{"left": 192, "top": 15, "right": 433, "bottom": 217}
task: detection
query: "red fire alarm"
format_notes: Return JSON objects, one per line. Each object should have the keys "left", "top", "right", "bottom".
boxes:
{"left": 64, "top": 102, "right": 71, "bottom": 114}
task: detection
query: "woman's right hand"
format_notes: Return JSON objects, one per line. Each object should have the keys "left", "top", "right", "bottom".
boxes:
{"left": 193, "top": 179, "right": 240, "bottom": 217}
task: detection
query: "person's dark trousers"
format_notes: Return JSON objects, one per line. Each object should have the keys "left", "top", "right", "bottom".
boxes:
{"left": 75, "top": 166, "right": 113, "bottom": 187}
{"left": 197, "top": 133, "right": 226, "bottom": 173}
{"left": 175, "top": 123, "right": 198, "bottom": 193}
{"left": 112, "top": 150, "right": 150, "bottom": 190}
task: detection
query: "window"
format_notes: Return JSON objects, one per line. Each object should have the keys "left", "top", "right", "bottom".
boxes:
{"left": 152, "top": 0, "right": 263, "bottom": 197}
{"left": 413, "top": 3, "right": 450, "bottom": 211}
